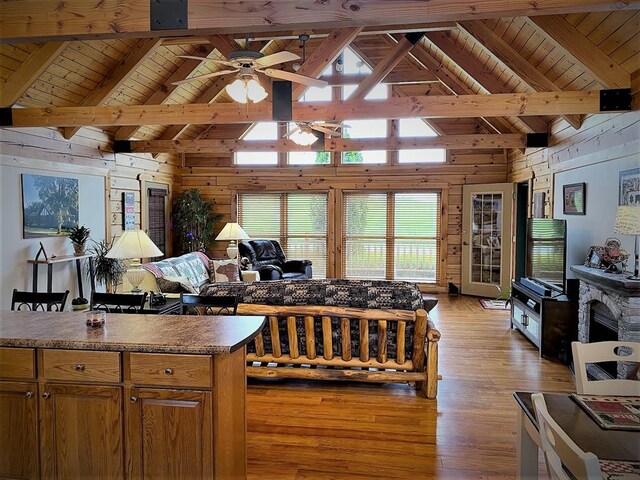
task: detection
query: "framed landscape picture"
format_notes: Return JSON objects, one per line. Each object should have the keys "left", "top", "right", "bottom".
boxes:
{"left": 22, "top": 173, "right": 79, "bottom": 238}
{"left": 563, "top": 182, "right": 586, "bottom": 215}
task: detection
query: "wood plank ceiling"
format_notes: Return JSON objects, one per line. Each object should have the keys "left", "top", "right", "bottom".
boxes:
{"left": 0, "top": 6, "right": 638, "bottom": 157}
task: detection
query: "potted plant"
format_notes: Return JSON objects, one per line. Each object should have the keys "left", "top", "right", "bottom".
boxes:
{"left": 88, "top": 238, "right": 127, "bottom": 293}
{"left": 172, "top": 189, "right": 222, "bottom": 254}
{"left": 69, "top": 225, "right": 91, "bottom": 256}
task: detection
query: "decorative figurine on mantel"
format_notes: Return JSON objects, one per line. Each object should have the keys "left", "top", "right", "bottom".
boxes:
{"left": 584, "top": 238, "right": 629, "bottom": 274}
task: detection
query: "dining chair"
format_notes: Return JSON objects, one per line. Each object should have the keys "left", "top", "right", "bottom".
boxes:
{"left": 532, "top": 393, "right": 603, "bottom": 480}
{"left": 11, "top": 289, "right": 70, "bottom": 311}
{"left": 179, "top": 294, "right": 239, "bottom": 315}
{"left": 90, "top": 291, "right": 148, "bottom": 313}
{"left": 572, "top": 341, "right": 640, "bottom": 396}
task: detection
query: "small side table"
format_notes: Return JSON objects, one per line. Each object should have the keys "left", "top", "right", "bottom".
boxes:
{"left": 27, "top": 253, "right": 95, "bottom": 298}
{"left": 241, "top": 270, "right": 260, "bottom": 282}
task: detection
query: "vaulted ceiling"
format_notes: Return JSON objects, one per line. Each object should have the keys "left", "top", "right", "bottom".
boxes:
{"left": 0, "top": 2, "right": 638, "bottom": 155}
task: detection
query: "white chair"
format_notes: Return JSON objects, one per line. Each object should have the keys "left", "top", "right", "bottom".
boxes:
{"left": 532, "top": 393, "right": 602, "bottom": 480}
{"left": 572, "top": 341, "right": 640, "bottom": 396}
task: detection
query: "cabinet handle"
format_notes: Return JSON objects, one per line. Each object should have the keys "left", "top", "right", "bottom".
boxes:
{"left": 74, "top": 364, "right": 86, "bottom": 371}
{"left": 522, "top": 315, "right": 529, "bottom": 327}
{"left": 130, "top": 396, "right": 138, "bottom": 403}
{"left": 25, "top": 391, "right": 33, "bottom": 398}
{"left": 164, "top": 368, "right": 174, "bottom": 375}
{"left": 42, "top": 392, "right": 50, "bottom": 399}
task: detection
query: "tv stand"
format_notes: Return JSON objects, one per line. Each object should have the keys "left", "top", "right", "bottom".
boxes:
{"left": 510, "top": 280, "right": 578, "bottom": 364}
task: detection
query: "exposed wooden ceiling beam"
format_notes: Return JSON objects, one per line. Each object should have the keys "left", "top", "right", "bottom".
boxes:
{"left": 0, "top": 41, "right": 69, "bottom": 107}
{"left": 529, "top": 15, "right": 630, "bottom": 89}
{"left": 349, "top": 32, "right": 426, "bottom": 100}
{"left": 3, "top": 91, "right": 613, "bottom": 128}
{"left": 323, "top": 71, "right": 438, "bottom": 86}
{"left": 64, "top": 37, "right": 163, "bottom": 139}
{"left": 425, "top": 31, "right": 548, "bottom": 133}
{"left": 2, "top": 1, "right": 636, "bottom": 43}
{"left": 397, "top": 35, "right": 519, "bottom": 135}
{"left": 118, "top": 134, "right": 527, "bottom": 154}
{"left": 291, "top": 28, "right": 363, "bottom": 100}
{"left": 459, "top": 21, "right": 582, "bottom": 130}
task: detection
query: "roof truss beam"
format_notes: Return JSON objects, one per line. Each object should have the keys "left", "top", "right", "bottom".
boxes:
{"left": 1, "top": 90, "right": 622, "bottom": 128}
{"left": 2, "top": 1, "right": 636, "bottom": 43}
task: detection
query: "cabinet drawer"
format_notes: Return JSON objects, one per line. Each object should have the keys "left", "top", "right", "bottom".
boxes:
{"left": 43, "top": 349, "right": 121, "bottom": 383}
{"left": 0, "top": 347, "right": 35, "bottom": 379}
{"left": 129, "top": 353, "right": 212, "bottom": 388}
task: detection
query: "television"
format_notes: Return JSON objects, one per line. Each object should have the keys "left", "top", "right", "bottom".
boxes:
{"left": 526, "top": 218, "right": 567, "bottom": 293}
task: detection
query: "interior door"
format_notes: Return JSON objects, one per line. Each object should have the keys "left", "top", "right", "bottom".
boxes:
{"left": 461, "top": 183, "right": 514, "bottom": 297}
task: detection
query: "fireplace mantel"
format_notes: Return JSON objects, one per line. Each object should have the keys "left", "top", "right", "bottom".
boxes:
{"left": 570, "top": 265, "right": 640, "bottom": 296}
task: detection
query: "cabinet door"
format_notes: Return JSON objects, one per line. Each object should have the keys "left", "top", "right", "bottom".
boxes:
{"left": 0, "top": 381, "right": 39, "bottom": 480}
{"left": 40, "top": 384, "right": 124, "bottom": 479}
{"left": 127, "top": 388, "right": 212, "bottom": 480}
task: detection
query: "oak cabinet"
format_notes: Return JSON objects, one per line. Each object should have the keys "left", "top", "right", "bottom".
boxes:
{"left": 40, "top": 383, "right": 124, "bottom": 479}
{"left": 126, "top": 388, "right": 213, "bottom": 479}
{"left": 0, "top": 381, "right": 39, "bottom": 480}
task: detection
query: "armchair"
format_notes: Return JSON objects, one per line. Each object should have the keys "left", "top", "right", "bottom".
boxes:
{"left": 239, "top": 239, "right": 312, "bottom": 280}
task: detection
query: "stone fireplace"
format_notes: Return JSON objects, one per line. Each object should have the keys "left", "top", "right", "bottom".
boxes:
{"left": 571, "top": 265, "right": 640, "bottom": 379}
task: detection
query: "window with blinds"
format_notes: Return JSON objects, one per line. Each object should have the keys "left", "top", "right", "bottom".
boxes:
{"left": 238, "top": 192, "right": 328, "bottom": 278}
{"left": 343, "top": 192, "right": 440, "bottom": 282}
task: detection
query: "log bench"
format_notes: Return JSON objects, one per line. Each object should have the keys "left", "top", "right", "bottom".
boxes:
{"left": 201, "top": 279, "right": 442, "bottom": 398}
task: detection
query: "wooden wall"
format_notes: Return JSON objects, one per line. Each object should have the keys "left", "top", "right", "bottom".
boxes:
{"left": 0, "top": 126, "right": 180, "bottom": 252}
{"left": 178, "top": 150, "right": 508, "bottom": 290}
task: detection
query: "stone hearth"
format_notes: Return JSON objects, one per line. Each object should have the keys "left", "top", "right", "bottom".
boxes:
{"left": 571, "top": 265, "right": 640, "bottom": 379}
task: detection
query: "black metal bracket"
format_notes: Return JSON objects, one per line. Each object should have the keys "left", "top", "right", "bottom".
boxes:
{"left": 0, "top": 108, "right": 13, "bottom": 126}
{"left": 405, "top": 31, "right": 427, "bottom": 45}
{"left": 599, "top": 89, "right": 631, "bottom": 112}
{"left": 150, "top": 0, "right": 188, "bottom": 31}
{"left": 526, "top": 133, "right": 549, "bottom": 148}
{"left": 113, "top": 140, "right": 132, "bottom": 153}
{"left": 272, "top": 81, "right": 293, "bottom": 121}
{"left": 311, "top": 131, "right": 325, "bottom": 151}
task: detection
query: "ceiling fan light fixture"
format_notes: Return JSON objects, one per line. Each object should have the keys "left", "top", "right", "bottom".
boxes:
{"left": 246, "top": 78, "right": 268, "bottom": 102}
{"left": 291, "top": 129, "right": 318, "bottom": 146}
{"left": 226, "top": 75, "right": 268, "bottom": 104}
{"left": 226, "top": 78, "right": 249, "bottom": 103}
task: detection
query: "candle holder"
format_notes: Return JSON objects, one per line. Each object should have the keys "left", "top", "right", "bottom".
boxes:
{"left": 85, "top": 310, "right": 106, "bottom": 328}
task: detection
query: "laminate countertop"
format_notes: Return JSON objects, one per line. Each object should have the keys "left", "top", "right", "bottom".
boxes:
{"left": 0, "top": 311, "right": 265, "bottom": 354}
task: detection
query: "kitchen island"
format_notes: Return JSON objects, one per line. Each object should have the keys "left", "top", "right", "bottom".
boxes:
{"left": 0, "top": 311, "right": 265, "bottom": 480}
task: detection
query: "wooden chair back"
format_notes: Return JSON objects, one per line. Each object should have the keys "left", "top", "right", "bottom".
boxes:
{"left": 180, "top": 294, "right": 238, "bottom": 315}
{"left": 572, "top": 341, "right": 640, "bottom": 395}
{"left": 11, "top": 289, "right": 70, "bottom": 311}
{"left": 532, "top": 393, "right": 602, "bottom": 480}
{"left": 90, "top": 291, "right": 148, "bottom": 313}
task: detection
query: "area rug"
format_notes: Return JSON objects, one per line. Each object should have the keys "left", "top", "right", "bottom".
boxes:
{"left": 479, "top": 298, "right": 510, "bottom": 310}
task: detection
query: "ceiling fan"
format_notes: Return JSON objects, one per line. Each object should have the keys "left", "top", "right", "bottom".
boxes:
{"left": 172, "top": 38, "right": 328, "bottom": 103}
{"left": 285, "top": 121, "right": 350, "bottom": 146}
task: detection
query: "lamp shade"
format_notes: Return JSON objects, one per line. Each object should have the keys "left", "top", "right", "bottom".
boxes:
{"left": 106, "top": 230, "right": 163, "bottom": 259}
{"left": 614, "top": 206, "right": 640, "bottom": 235}
{"left": 215, "top": 223, "right": 250, "bottom": 241}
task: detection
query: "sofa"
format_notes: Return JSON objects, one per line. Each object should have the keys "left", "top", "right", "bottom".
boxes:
{"left": 239, "top": 239, "right": 312, "bottom": 280}
{"left": 200, "top": 279, "right": 441, "bottom": 398}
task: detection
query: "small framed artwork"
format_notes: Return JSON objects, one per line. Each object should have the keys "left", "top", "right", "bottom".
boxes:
{"left": 122, "top": 192, "right": 135, "bottom": 230}
{"left": 619, "top": 168, "right": 640, "bottom": 206}
{"left": 563, "top": 182, "right": 586, "bottom": 215}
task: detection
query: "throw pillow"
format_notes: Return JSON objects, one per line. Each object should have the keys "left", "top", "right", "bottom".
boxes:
{"left": 210, "top": 259, "right": 241, "bottom": 283}
{"left": 157, "top": 275, "right": 198, "bottom": 294}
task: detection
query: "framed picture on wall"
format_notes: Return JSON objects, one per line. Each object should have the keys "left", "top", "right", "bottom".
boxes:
{"left": 563, "top": 182, "right": 586, "bottom": 215}
{"left": 619, "top": 168, "right": 640, "bottom": 206}
{"left": 21, "top": 173, "right": 79, "bottom": 238}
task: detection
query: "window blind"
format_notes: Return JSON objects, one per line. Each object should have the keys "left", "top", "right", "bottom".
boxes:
{"left": 342, "top": 191, "right": 440, "bottom": 282}
{"left": 238, "top": 192, "right": 328, "bottom": 278}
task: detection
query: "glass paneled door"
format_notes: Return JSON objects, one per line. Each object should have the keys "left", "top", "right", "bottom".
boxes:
{"left": 461, "top": 183, "right": 514, "bottom": 297}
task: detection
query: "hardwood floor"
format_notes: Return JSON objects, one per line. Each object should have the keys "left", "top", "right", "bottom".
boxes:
{"left": 246, "top": 294, "right": 574, "bottom": 479}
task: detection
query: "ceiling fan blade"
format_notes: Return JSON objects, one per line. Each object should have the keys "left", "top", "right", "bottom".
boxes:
{"left": 171, "top": 69, "right": 238, "bottom": 86}
{"left": 260, "top": 68, "right": 328, "bottom": 87}
{"left": 284, "top": 126, "right": 301, "bottom": 138}
{"left": 313, "top": 126, "right": 341, "bottom": 136}
{"left": 254, "top": 51, "right": 300, "bottom": 68}
{"left": 177, "top": 55, "right": 234, "bottom": 67}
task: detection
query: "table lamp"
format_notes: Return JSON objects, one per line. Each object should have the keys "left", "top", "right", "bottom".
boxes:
{"left": 106, "top": 230, "right": 163, "bottom": 292}
{"left": 614, "top": 205, "right": 640, "bottom": 280}
{"left": 215, "top": 223, "right": 249, "bottom": 259}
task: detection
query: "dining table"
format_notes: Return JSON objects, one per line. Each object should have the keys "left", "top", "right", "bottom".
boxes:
{"left": 513, "top": 391, "right": 640, "bottom": 479}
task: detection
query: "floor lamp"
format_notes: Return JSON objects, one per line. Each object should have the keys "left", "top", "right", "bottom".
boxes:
{"left": 106, "top": 230, "right": 163, "bottom": 292}
{"left": 614, "top": 205, "right": 640, "bottom": 280}
{"left": 216, "top": 223, "right": 250, "bottom": 262}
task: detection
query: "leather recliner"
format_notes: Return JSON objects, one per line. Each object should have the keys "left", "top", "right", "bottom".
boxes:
{"left": 238, "top": 239, "right": 312, "bottom": 281}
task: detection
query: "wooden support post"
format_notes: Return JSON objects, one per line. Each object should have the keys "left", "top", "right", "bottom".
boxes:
{"left": 269, "top": 316, "right": 281, "bottom": 358}
{"left": 359, "top": 320, "right": 369, "bottom": 362}
{"left": 322, "top": 316, "right": 333, "bottom": 361}
{"left": 304, "top": 316, "right": 316, "bottom": 359}
{"left": 341, "top": 318, "right": 352, "bottom": 361}
{"left": 287, "top": 316, "right": 299, "bottom": 359}
{"left": 377, "top": 320, "right": 388, "bottom": 363}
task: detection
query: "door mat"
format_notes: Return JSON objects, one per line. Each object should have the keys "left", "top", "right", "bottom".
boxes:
{"left": 479, "top": 298, "right": 510, "bottom": 310}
